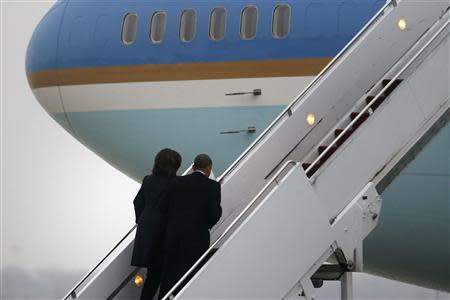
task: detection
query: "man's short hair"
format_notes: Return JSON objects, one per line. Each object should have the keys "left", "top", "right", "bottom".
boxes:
{"left": 194, "top": 154, "right": 212, "bottom": 169}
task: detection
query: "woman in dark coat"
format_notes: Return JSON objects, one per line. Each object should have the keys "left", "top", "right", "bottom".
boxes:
{"left": 131, "top": 148, "right": 181, "bottom": 300}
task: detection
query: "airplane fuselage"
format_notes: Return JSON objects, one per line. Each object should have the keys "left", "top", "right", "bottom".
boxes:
{"left": 26, "top": 0, "right": 449, "bottom": 291}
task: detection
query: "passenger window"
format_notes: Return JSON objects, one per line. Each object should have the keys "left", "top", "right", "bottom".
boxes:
{"left": 241, "top": 6, "right": 258, "bottom": 40}
{"left": 122, "top": 13, "right": 138, "bottom": 45}
{"left": 180, "top": 9, "right": 197, "bottom": 42}
{"left": 273, "top": 4, "right": 291, "bottom": 38}
{"left": 209, "top": 8, "right": 227, "bottom": 41}
{"left": 150, "top": 11, "right": 167, "bottom": 43}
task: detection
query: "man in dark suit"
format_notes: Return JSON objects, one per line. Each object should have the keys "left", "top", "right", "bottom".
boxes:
{"left": 158, "top": 154, "right": 222, "bottom": 299}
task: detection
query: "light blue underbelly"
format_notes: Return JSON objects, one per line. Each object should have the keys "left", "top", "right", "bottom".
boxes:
{"left": 57, "top": 106, "right": 286, "bottom": 180}
{"left": 54, "top": 107, "right": 449, "bottom": 291}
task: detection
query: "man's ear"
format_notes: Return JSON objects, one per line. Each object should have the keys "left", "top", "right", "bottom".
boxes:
{"left": 207, "top": 165, "right": 213, "bottom": 177}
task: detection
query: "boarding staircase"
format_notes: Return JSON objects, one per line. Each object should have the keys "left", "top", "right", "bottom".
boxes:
{"left": 63, "top": 1, "right": 450, "bottom": 299}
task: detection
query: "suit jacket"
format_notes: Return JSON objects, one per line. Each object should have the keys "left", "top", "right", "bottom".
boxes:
{"left": 159, "top": 172, "right": 222, "bottom": 298}
{"left": 131, "top": 175, "right": 172, "bottom": 267}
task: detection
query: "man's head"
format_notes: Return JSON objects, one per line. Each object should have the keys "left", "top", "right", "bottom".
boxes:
{"left": 193, "top": 154, "right": 213, "bottom": 177}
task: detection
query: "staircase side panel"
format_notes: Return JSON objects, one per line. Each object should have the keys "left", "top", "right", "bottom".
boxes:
{"left": 315, "top": 32, "right": 450, "bottom": 220}
{"left": 178, "top": 167, "right": 333, "bottom": 299}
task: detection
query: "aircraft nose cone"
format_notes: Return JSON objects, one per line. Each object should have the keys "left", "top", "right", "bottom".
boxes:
{"left": 26, "top": 1, "right": 66, "bottom": 82}
{"left": 26, "top": 1, "right": 74, "bottom": 134}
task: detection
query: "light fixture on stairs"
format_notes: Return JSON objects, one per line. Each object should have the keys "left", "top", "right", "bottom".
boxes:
{"left": 398, "top": 18, "right": 407, "bottom": 30}
{"left": 134, "top": 275, "right": 144, "bottom": 287}
{"left": 307, "top": 113, "right": 316, "bottom": 126}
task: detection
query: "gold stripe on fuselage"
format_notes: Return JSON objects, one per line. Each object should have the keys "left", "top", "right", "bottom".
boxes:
{"left": 28, "top": 57, "right": 332, "bottom": 89}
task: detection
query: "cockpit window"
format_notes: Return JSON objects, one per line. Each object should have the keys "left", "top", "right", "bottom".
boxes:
{"left": 180, "top": 9, "right": 197, "bottom": 42}
{"left": 209, "top": 7, "right": 227, "bottom": 41}
{"left": 273, "top": 4, "right": 291, "bottom": 38}
{"left": 122, "top": 13, "right": 138, "bottom": 45}
{"left": 241, "top": 6, "right": 258, "bottom": 40}
{"left": 150, "top": 11, "right": 167, "bottom": 43}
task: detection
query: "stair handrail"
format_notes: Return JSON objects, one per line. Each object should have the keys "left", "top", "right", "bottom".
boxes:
{"left": 62, "top": 166, "right": 194, "bottom": 300}
{"left": 305, "top": 18, "right": 450, "bottom": 179}
{"left": 161, "top": 160, "right": 298, "bottom": 300}
{"left": 217, "top": 0, "right": 395, "bottom": 184}
{"left": 62, "top": 225, "right": 137, "bottom": 300}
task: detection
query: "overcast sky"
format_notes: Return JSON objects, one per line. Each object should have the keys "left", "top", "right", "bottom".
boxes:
{"left": 0, "top": 1, "right": 448, "bottom": 299}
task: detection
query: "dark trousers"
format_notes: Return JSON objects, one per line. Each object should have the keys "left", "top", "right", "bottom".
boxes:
{"left": 158, "top": 243, "right": 217, "bottom": 299}
{"left": 140, "top": 258, "right": 163, "bottom": 300}
{"left": 158, "top": 247, "right": 201, "bottom": 300}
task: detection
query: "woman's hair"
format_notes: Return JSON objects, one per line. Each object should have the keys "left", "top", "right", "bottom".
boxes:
{"left": 152, "top": 148, "right": 182, "bottom": 177}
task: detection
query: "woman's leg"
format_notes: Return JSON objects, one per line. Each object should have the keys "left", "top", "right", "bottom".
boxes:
{"left": 140, "top": 258, "right": 163, "bottom": 300}
{"left": 140, "top": 268, "right": 152, "bottom": 300}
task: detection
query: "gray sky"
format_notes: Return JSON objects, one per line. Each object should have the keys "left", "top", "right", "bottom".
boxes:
{"left": 0, "top": 1, "right": 448, "bottom": 299}
{"left": 1, "top": 0, "right": 139, "bottom": 294}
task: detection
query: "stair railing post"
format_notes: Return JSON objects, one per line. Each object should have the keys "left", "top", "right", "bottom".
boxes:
{"left": 340, "top": 272, "right": 353, "bottom": 300}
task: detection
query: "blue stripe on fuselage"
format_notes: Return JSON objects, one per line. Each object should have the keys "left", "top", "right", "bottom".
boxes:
{"left": 26, "top": 0, "right": 385, "bottom": 73}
